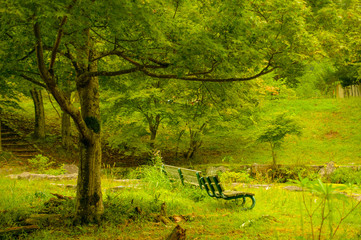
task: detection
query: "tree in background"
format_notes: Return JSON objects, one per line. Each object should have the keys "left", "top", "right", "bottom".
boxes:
{"left": 335, "top": 64, "right": 360, "bottom": 88}
{"left": 29, "top": 88, "right": 46, "bottom": 139}
{"left": 257, "top": 113, "right": 302, "bottom": 168}
{"left": 102, "top": 76, "right": 178, "bottom": 154}
{"left": 307, "top": 0, "right": 361, "bottom": 75}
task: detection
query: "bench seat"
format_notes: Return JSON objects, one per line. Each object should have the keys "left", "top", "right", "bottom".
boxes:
{"left": 222, "top": 190, "right": 255, "bottom": 198}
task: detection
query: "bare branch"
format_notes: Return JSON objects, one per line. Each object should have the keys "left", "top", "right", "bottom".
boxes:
{"left": 141, "top": 57, "right": 275, "bottom": 82}
{"left": 141, "top": 67, "right": 274, "bottom": 82}
{"left": 92, "top": 50, "right": 169, "bottom": 70}
{"left": 147, "top": 57, "right": 170, "bottom": 67}
{"left": 64, "top": 44, "right": 81, "bottom": 72}
{"left": 48, "top": 16, "right": 68, "bottom": 73}
{"left": 15, "top": 70, "right": 40, "bottom": 76}
{"left": 173, "top": 0, "right": 180, "bottom": 19}
{"left": 186, "top": 61, "right": 219, "bottom": 76}
{"left": 48, "top": 0, "right": 77, "bottom": 73}
{"left": 34, "top": 22, "right": 51, "bottom": 82}
{"left": 19, "top": 74, "right": 46, "bottom": 88}
{"left": 90, "top": 27, "right": 148, "bottom": 45}
{"left": 76, "top": 67, "right": 141, "bottom": 86}
{"left": 18, "top": 49, "right": 35, "bottom": 61}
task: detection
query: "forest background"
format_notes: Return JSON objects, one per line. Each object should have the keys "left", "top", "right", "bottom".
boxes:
{"left": 1, "top": 0, "right": 361, "bottom": 227}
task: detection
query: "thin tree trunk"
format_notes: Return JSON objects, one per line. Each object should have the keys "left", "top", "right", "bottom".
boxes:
{"left": 175, "top": 129, "right": 185, "bottom": 159}
{"left": 149, "top": 114, "right": 161, "bottom": 149}
{"left": 61, "top": 111, "right": 72, "bottom": 151}
{"left": 30, "top": 88, "right": 46, "bottom": 139}
{"left": 0, "top": 120, "right": 2, "bottom": 153}
{"left": 271, "top": 142, "right": 278, "bottom": 169}
{"left": 185, "top": 123, "right": 206, "bottom": 162}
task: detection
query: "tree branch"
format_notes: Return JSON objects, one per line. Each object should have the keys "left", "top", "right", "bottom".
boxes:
{"left": 18, "top": 49, "right": 35, "bottom": 61}
{"left": 34, "top": 22, "right": 51, "bottom": 81}
{"left": 77, "top": 67, "right": 141, "bottom": 86}
{"left": 48, "top": 16, "right": 68, "bottom": 74}
{"left": 64, "top": 44, "right": 81, "bottom": 72}
{"left": 141, "top": 63, "right": 275, "bottom": 82}
{"left": 19, "top": 74, "right": 47, "bottom": 88}
{"left": 90, "top": 27, "right": 148, "bottom": 45}
{"left": 34, "top": 22, "right": 91, "bottom": 140}
{"left": 186, "top": 61, "right": 219, "bottom": 76}
{"left": 92, "top": 50, "right": 169, "bottom": 70}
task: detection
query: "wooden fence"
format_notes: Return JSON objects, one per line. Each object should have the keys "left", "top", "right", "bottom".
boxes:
{"left": 336, "top": 84, "right": 361, "bottom": 98}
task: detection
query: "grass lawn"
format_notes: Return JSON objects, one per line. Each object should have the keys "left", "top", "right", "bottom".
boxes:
{"left": 1, "top": 165, "right": 361, "bottom": 240}
{"left": 198, "top": 97, "right": 361, "bottom": 166}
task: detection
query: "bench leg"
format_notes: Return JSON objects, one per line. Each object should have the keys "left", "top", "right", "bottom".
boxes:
{"left": 241, "top": 195, "right": 256, "bottom": 210}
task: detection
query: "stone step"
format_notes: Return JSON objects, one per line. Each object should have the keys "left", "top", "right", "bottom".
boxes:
{"left": 2, "top": 143, "right": 32, "bottom": 147}
{"left": 8, "top": 149, "right": 37, "bottom": 153}
{"left": 1, "top": 131, "right": 15, "bottom": 135}
{"left": 1, "top": 133, "right": 19, "bottom": 138}
{"left": 1, "top": 121, "right": 42, "bottom": 159}
{"left": 16, "top": 154, "right": 38, "bottom": 159}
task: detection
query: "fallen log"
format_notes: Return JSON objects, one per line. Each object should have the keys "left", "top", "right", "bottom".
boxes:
{"left": 166, "top": 225, "right": 186, "bottom": 240}
{"left": 50, "top": 193, "right": 74, "bottom": 200}
{"left": 0, "top": 225, "right": 39, "bottom": 236}
{"left": 153, "top": 202, "right": 171, "bottom": 225}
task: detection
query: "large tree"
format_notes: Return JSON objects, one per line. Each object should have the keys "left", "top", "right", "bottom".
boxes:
{"left": 1, "top": 0, "right": 317, "bottom": 223}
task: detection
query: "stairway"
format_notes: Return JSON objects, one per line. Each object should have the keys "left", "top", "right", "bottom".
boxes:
{"left": 1, "top": 121, "right": 40, "bottom": 159}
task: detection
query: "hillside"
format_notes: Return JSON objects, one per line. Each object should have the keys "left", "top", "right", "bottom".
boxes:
{"left": 2, "top": 97, "right": 361, "bottom": 167}
{"left": 225, "top": 97, "right": 361, "bottom": 166}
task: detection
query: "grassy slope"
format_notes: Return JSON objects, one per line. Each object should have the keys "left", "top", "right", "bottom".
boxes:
{"left": 268, "top": 98, "right": 361, "bottom": 165}
{"left": 8, "top": 96, "right": 361, "bottom": 166}
{"left": 200, "top": 98, "right": 361, "bottom": 166}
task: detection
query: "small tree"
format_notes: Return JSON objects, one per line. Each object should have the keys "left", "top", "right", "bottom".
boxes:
{"left": 257, "top": 113, "right": 301, "bottom": 168}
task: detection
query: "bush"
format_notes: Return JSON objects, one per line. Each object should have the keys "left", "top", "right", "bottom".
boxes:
{"left": 220, "top": 171, "right": 252, "bottom": 183}
{"left": 267, "top": 166, "right": 318, "bottom": 183}
{"left": 330, "top": 167, "right": 361, "bottom": 184}
{"left": 28, "top": 154, "right": 54, "bottom": 173}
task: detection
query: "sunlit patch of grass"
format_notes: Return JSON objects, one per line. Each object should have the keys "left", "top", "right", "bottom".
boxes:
{"left": 215, "top": 97, "right": 361, "bottom": 166}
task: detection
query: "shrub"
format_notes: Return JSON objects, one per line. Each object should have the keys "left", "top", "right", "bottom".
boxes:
{"left": 262, "top": 166, "right": 318, "bottom": 183}
{"left": 28, "top": 154, "right": 54, "bottom": 173}
{"left": 330, "top": 167, "right": 361, "bottom": 184}
{"left": 220, "top": 171, "right": 252, "bottom": 183}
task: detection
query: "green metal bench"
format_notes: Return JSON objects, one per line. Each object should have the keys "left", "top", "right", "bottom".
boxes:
{"left": 162, "top": 164, "right": 256, "bottom": 210}
{"left": 199, "top": 175, "right": 256, "bottom": 210}
{"left": 162, "top": 164, "right": 202, "bottom": 188}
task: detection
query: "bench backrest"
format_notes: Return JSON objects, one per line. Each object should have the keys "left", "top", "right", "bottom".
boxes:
{"left": 200, "top": 175, "right": 225, "bottom": 198}
{"left": 162, "top": 164, "right": 202, "bottom": 188}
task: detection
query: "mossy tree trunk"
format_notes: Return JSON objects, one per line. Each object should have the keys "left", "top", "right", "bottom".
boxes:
{"left": 30, "top": 88, "right": 46, "bottom": 139}
{"left": 75, "top": 60, "right": 103, "bottom": 223}
{"left": 34, "top": 22, "right": 103, "bottom": 223}
{"left": 61, "top": 111, "right": 72, "bottom": 151}
{"left": 61, "top": 91, "right": 72, "bottom": 151}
